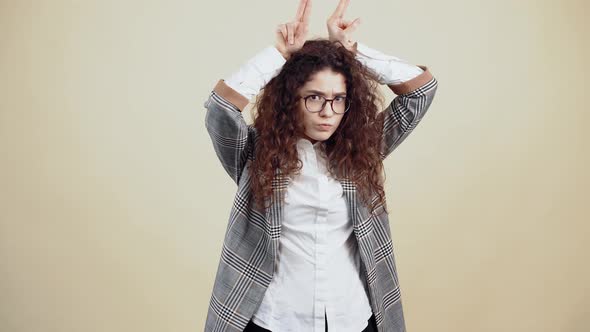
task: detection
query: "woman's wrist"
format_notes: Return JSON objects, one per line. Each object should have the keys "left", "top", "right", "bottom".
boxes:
{"left": 330, "top": 38, "right": 357, "bottom": 54}
{"left": 344, "top": 40, "right": 358, "bottom": 54}
{"left": 275, "top": 45, "right": 290, "bottom": 60}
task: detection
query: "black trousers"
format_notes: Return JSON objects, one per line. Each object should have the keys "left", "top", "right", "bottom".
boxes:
{"left": 243, "top": 312, "right": 378, "bottom": 332}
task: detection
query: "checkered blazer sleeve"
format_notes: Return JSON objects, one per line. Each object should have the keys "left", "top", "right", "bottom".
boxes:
{"left": 378, "top": 66, "right": 438, "bottom": 160}
{"left": 204, "top": 79, "right": 255, "bottom": 185}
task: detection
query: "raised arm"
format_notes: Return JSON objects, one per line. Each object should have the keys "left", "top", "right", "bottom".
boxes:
{"left": 204, "top": 0, "right": 311, "bottom": 185}
{"left": 327, "top": 0, "right": 438, "bottom": 160}
{"left": 352, "top": 43, "right": 438, "bottom": 160}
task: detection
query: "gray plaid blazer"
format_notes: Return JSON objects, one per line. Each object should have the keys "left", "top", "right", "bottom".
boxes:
{"left": 203, "top": 65, "right": 438, "bottom": 332}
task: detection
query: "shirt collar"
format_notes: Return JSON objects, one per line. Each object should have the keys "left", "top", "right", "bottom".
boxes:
{"left": 296, "top": 137, "right": 323, "bottom": 151}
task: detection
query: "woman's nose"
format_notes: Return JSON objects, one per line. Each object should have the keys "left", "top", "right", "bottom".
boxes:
{"left": 319, "top": 102, "right": 335, "bottom": 115}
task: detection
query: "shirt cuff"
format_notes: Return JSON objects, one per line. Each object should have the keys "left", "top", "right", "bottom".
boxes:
{"left": 224, "top": 46, "right": 287, "bottom": 101}
{"left": 354, "top": 42, "right": 424, "bottom": 86}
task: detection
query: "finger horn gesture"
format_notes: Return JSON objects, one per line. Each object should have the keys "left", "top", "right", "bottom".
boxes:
{"left": 275, "top": 0, "right": 312, "bottom": 60}
{"left": 327, "top": 0, "right": 361, "bottom": 52}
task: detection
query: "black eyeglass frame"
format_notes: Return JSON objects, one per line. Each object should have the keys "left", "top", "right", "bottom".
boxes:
{"left": 298, "top": 95, "right": 351, "bottom": 114}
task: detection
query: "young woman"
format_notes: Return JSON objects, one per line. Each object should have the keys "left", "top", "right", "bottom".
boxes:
{"left": 203, "top": 1, "right": 438, "bottom": 331}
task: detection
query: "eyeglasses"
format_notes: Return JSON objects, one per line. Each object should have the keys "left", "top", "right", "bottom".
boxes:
{"left": 299, "top": 95, "right": 351, "bottom": 114}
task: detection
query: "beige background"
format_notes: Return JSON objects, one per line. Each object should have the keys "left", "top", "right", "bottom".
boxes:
{"left": 1, "top": 0, "right": 588, "bottom": 331}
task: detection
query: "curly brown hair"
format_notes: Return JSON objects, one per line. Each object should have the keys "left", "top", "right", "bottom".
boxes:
{"left": 250, "top": 38, "right": 389, "bottom": 216}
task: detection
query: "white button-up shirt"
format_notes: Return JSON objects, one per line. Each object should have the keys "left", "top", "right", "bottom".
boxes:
{"left": 251, "top": 138, "right": 373, "bottom": 332}
{"left": 223, "top": 41, "right": 424, "bottom": 332}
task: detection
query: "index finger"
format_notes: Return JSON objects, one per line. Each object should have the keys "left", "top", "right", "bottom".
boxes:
{"left": 294, "top": 0, "right": 309, "bottom": 21}
{"left": 330, "top": 0, "right": 350, "bottom": 19}
{"left": 300, "top": 0, "right": 311, "bottom": 23}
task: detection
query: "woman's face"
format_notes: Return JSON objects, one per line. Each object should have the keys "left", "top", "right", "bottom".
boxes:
{"left": 297, "top": 68, "right": 347, "bottom": 144}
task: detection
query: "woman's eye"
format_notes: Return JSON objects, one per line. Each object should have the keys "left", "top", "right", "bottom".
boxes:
{"left": 309, "top": 95, "right": 321, "bottom": 100}
{"left": 335, "top": 96, "right": 346, "bottom": 102}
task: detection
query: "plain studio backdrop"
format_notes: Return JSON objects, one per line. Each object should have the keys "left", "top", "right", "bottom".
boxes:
{"left": 0, "top": 0, "right": 588, "bottom": 331}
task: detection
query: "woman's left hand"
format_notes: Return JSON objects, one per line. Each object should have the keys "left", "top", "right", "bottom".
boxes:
{"left": 326, "top": 0, "right": 361, "bottom": 52}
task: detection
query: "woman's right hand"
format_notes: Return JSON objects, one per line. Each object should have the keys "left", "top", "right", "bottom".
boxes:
{"left": 275, "top": 0, "right": 312, "bottom": 60}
